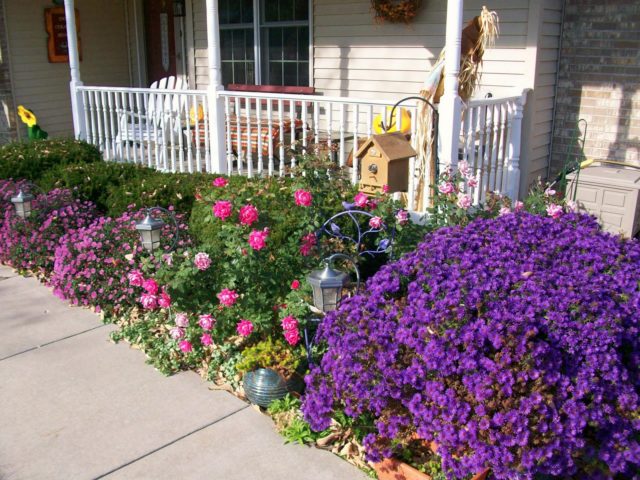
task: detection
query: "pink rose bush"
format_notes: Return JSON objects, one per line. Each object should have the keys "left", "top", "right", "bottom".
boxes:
{"left": 236, "top": 319, "right": 254, "bottom": 337}
{"left": 294, "top": 189, "right": 313, "bottom": 207}
{"left": 248, "top": 228, "right": 269, "bottom": 251}
{"left": 193, "top": 252, "right": 212, "bottom": 270}
{"left": 213, "top": 200, "right": 233, "bottom": 220}
{"left": 217, "top": 288, "right": 239, "bottom": 307}
{"left": 212, "top": 177, "right": 228, "bottom": 187}
{"left": 238, "top": 204, "right": 259, "bottom": 226}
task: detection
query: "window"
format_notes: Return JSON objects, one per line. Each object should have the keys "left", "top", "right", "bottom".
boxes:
{"left": 219, "top": 0, "right": 310, "bottom": 87}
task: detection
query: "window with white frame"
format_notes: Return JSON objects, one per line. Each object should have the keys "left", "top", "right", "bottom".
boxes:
{"left": 219, "top": 0, "right": 310, "bottom": 87}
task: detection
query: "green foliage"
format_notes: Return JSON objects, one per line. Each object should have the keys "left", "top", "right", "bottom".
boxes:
{"left": 40, "top": 161, "right": 213, "bottom": 218}
{"left": 0, "top": 139, "right": 101, "bottom": 182}
{"left": 235, "top": 338, "right": 303, "bottom": 378}
{"left": 267, "top": 393, "right": 301, "bottom": 415}
{"left": 280, "top": 416, "right": 318, "bottom": 445}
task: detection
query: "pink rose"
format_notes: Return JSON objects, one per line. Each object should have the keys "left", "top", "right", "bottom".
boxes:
{"left": 514, "top": 201, "right": 525, "bottom": 212}
{"left": 248, "top": 228, "right": 269, "bottom": 251}
{"left": 158, "top": 289, "right": 171, "bottom": 309}
{"left": 458, "top": 160, "right": 471, "bottom": 178}
{"left": 217, "top": 288, "right": 239, "bottom": 307}
{"left": 178, "top": 340, "right": 193, "bottom": 353}
{"left": 544, "top": 188, "right": 556, "bottom": 197}
{"left": 299, "top": 232, "right": 317, "bottom": 257}
{"left": 162, "top": 253, "right": 173, "bottom": 266}
{"left": 467, "top": 176, "right": 479, "bottom": 188}
{"left": 213, "top": 177, "right": 228, "bottom": 187}
{"left": 198, "top": 314, "right": 215, "bottom": 330}
{"left": 175, "top": 313, "right": 189, "bottom": 328}
{"left": 284, "top": 328, "right": 301, "bottom": 346}
{"left": 438, "top": 182, "right": 455, "bottom": 195}
{"left": 395, "top": 209, "right": 409, "bottom": 225}
{"left": 200, "top": 333, "right": 213, "bottom": 346}
{"left": 369, "top": 216, "right": 384, "bottom": 229}
{"left": 238, "top": 204, "right": 259, "bottom": 226}
{"left": 236, "top": 319, "right": 253, "bottom": 337}
{"left": 291, "top": 279, "right": 300, "bottom": 290}
{"left": 499, "top": 207, "right": 511, "bottom": 216}
{"left": 170, "top": 327, "right": 184, "bottom": 340}
{"left": 354, "top": 192, "right": 369, "bottom": 208}
{"left": 140, "top": 293, "right": 157, "bottom": 310}
{"left": 193, "top": 252, "right": 212, "bottom": 271}
{"left": 142, "top": 278, "right": 159, "bottom": 295}
{"left": 546, "top": 203, "right": 563, "bottom": 219}
{"left": 294, "top": 189, "right": 313, "bottom": 207}
{"left": 456, "top": 194, "right": 472, "bottom": 210}
{"left": 127, "top": 270, "right": 144, "bottom": 287}
{"left": 382, "top": 184, "right": 390, "bottom": 194}
{"left": 213, "top": 200, "right": 233, "bottom": 220}
{"left": 566, "top": 200, "right": 578, "bottom": 212}
{"left": 281, "top": 315, "right": 299, "bottom": 331}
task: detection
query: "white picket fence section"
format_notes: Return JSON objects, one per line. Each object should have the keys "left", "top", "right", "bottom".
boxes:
{"left": 77, "top": 85, "right": 527, "bottom": 211}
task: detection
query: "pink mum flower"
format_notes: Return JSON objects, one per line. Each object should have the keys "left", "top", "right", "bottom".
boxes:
{"left": 238, "top": 204, "right": 259, "bottom": 226}
{"left": 546, "top": 203, "right": 563, "bottom": 219}
{"left": 294, "top": 189, "right": 313, "bottom": 207}
{"left": 354, "top": 192, "right": 369, "bottom": 208}
{"left": 248, "top": 228, "right": 270, "bottom": 251}
{"left": 140, "top": 293, "right": 158, "bottom": 310}
{"left": 127, "top": 270, "right": 144, "bottom": 287}
{"left": 281, "top": 315, "right": 298, "bottom": 331}
{"left": 200, "top": 333, "right": 213, "bottom": 346}
{"left": 198, "top": 314, "right": 215, "bottom": 330}
{"left": 291, "top": 279, "right": 300, "bottom": 290}
{"left": 236, "top": 319, "right": 253, "bottom": 337}
{"left": 193, "top": 252, "right": 212, "bottom": 271}
{"left": 213, "top": 177, "right": 229, "bottom": 187}
{"left": 158, "top": 289, "right": 171, "bottom": 309}
{"left": 395, "top": 209, "right": 409, "bottom": 225}
{"left": 217, "top": 288, "right": 239, "bottom": 307}
{"left": 170, "top": 327, "right": 184, "bottom": 340}
{"left": 284, "top": 328, "right": 301, "bottom": 346}
{"left": 178, "top": 340, "right": 193, "bottom": 353}
{"left": 456, "top": 194, "right": 472, "bottom": 210}
{"left": 369, "top": 216, "right": 384, "bottom": 229}
{"left": 213, "top": 200, "right": 233, "bottom": 220}
{"left": 438, "top": 182, "right": 455, "bottom": 195}
{"left": 142, "top": 278, "right": 159, "bottom": 295}
{"left": 175, "top": 313, "right": 189, "bottom": 328}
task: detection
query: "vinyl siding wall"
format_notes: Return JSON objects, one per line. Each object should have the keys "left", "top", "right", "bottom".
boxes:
{"left": 5, "top": 0, "right": 130, "bottom": 138}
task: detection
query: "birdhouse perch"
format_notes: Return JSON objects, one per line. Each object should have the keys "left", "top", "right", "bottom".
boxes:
{"left": 356, "top": 132, "right": 416, "bottom": 195}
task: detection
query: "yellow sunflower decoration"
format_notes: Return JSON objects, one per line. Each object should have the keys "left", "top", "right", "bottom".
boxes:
{"left": 17, "top": 105, "right": 48, "bottom": 140}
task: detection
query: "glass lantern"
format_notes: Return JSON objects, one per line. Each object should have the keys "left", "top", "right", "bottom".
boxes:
{"left": 306, "top": 261, "right": 350, "bottom": 313}
{"left": 11, "top": 190, "right": 35, "bottom": 219}
{"left": 135, "top": 212, "right": 165, "bottom": 252}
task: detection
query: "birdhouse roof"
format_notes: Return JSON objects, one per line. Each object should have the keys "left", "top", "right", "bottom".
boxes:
{"left": 355, "top": 132, "right": 417, "bottom": 161}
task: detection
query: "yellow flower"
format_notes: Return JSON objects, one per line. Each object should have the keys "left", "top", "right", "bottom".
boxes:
{"left": 18, "top": 105, "right": 37, "bottom": 127}
{"left": 189, "top": 105, "right": 204, "bottom": 125}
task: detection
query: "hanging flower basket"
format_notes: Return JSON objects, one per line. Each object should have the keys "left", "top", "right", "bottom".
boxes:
{"left": 371, "top": 0, "right": 421, "bottom": 24}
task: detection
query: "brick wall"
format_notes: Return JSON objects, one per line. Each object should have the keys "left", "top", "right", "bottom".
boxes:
{"left": 0, "top": 0, "right": 17, "bottom": 144}
{"left": 551, "top": 0, "right": 640, "bottom": 174}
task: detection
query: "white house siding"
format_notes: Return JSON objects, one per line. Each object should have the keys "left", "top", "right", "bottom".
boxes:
{"left": 519, "top": 0, "right": 563, "bottom": 194}
{"left": 5, "top": 0, "right": 131, "bottom": 138}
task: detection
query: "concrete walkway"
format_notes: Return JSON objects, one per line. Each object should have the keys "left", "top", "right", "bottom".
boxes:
{"left": 0, "top": 265, "right": 366, "bottom": 480}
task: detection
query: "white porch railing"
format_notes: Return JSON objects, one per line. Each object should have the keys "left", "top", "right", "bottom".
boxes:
{"left": 77, "top": 85, "right": 527, "bottom": 211}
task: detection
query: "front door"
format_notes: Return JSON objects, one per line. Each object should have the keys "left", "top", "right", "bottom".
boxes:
{"left": 144, "top": 0, "right": 177, "bottom": 84}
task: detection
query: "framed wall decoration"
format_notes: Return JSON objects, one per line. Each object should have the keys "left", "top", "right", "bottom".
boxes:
{"left": 44, "top": 6, "right": 81, "bottom": 63}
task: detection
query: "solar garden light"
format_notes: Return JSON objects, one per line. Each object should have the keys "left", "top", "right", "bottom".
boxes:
{"left": 135, "top": 206, "right": 179, "bottom": 253}
{"left": 306, "top": 253, "right": 361, "bottom": 313}
{"left": 11, "top": 189, "right": 35, "bottom": 219}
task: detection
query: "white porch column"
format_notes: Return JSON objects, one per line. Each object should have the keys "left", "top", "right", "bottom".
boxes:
{"left": 206, "top": 0, "right": 227, "bottom": 174}
{"left": 506, "top": 92, "right": 528, "bottom": 200}
{"left": 439, "top": 0, "right": 464, "bottom": 169}
{"left": 63, "top": 0, "right": 85, "bottom": 140}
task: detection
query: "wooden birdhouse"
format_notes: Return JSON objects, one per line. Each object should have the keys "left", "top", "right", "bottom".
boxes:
{"left": 356, "top": 132, "right": 416, "bottom": 195}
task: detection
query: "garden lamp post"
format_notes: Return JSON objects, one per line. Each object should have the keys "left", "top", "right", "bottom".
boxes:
{"left": 306, "top": 253, "right": 360, "bottom": 313}
{"left": 135, "top": 207, "right": 179, "bottom": 253}
{"left": 11, "top": 189, "right": 35, "bottom": 219}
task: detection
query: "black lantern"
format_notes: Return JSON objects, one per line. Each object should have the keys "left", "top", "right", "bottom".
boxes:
{"left": 173, "top": 0, "right": 186, "bottom": 17}
{"left": 11, "top": 190, "right": 35, "bottom": 219}
{"left": 135, "top": 207, "right": 179, "bottom": 253}
{"left": 306, "top": 253, "right": 360, "bottom": 313}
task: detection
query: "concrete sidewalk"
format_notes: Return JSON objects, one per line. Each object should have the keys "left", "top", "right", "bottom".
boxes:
{"left": 0, "top": 265, "right": 366, "bottom": 480}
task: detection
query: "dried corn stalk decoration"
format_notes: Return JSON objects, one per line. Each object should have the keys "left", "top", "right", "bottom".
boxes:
{"left": 414, "top": 6, "right": 499, "bottom": 209}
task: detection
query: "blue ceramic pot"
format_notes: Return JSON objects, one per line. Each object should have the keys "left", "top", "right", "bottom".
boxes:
{"left": 243, "top": 368, "right": 304, "bottom": 408}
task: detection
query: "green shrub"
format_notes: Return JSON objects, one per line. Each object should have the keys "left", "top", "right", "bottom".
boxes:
{"left": 235, "top": 338, "right": 303, "bottom": 378}
{"left": 0, "top": 139, "right": 101, "bottom": 181}
{"left": 40, "top": 161, "right": 212, "bottom": 218}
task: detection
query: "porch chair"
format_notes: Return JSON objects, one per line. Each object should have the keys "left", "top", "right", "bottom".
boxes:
{"left": 116, "top": 76, "right": 188, "bottom": 169}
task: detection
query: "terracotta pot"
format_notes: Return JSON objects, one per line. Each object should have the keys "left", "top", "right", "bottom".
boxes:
{"left": 374, "top": 455, "right": 490, "bottom": 480}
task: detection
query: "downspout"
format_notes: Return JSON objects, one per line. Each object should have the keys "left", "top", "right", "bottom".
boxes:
{"left": 547, "top": 0, "right": 567, "bottom": 179}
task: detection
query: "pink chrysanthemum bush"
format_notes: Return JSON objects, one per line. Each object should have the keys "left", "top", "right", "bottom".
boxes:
{"left": 0, "top": 182, "right": 97, "bottom": 276}
{"left": 302, "top": 212, "right": 640, "bottom": 479}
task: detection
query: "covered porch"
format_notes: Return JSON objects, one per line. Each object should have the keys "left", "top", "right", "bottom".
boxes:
{"left": 62, "top": 0, "right": 528, "bottom": 212}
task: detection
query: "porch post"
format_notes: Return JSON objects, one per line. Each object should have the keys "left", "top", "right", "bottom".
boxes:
{"left": 506, "top": 91, "right": 528, "bottom": 201}
{"left": 206, "top": 0, "right": 227, "bottom": 174}
{"left": 63, "top": 0, "right": 85, "bottom": 140}
{"left": 439, "top": 0, "right": 464, "bottom": 169}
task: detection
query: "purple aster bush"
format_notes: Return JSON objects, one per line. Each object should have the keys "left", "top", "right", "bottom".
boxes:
{"left": 302, "top": 212, "right": 640, "bottom": 479}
